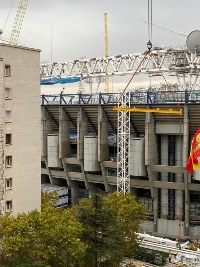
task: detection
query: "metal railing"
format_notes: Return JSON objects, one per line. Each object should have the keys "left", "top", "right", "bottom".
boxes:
{"left": 41, "top": 90, "right": 200, "bottom": 106}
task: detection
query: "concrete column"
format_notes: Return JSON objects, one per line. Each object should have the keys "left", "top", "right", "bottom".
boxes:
{"left": 71, "top": 181, "right": 79, "bottom": 206}
{"left": 77, "top": 108, "right": 88, "bottom": 189}
{"left": 98, "top": 106, "right": 109, "bottom": 161}
{"left": 145, "top": 112, "right": 158, "bottom": 232}
{"left": 161, "top": 135, "right": 168, "bottom": 217}
{"left": 41, "top": 107, "right": 53, "bottom": 183}
{"left": 41, "top": 107, "right": 53, "bottom": 157}
{"left": 77, "top": 108, "right": 88, "bottom": 160}
{"left": 59, "top": 107, "right": 71, "bottom": 187}
{"left": 183, "top": 105, "right": 189, "bottom": 236}
{"left": 175, "top": 136, "right": 184, "bottom": 219}
{"left": 98, "top": 106, "right": 109, "bottom": 191}
{"left": 59, "top": 107, "right": 71, "bottom": 158}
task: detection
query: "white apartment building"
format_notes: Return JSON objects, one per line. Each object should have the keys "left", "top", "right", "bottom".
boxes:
{"left": 0, "top": 43, "right": 41, "bottom": 215}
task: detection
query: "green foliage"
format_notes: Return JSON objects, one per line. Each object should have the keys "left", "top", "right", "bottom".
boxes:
{"left": 104, "top": 192, "right": 147, "bottom": 256}
{"left": 74, "top": 194, "right": 124, "bottom": 267}
{"left": 0, "top": 192, "right": 85, "bottom": 267}
{"left": 0, "top": 191, "right": 146, "bottom": 267}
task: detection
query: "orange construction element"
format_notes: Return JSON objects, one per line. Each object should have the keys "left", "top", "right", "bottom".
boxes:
{"left": 113, "top": 106, "right": 183, "bottom": 115}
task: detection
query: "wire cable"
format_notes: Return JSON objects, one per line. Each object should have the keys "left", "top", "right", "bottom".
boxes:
{"left": 151, "top": 0, "right": 153, "bottom": 42}
{"left": 117, "top": 52, "right": 149, "bottom": 103}
{"left": 150, "top": 52, "right": 181, "bottom": 109}
{"left": 3, "top": 0, "right": 16, "bottom": 32}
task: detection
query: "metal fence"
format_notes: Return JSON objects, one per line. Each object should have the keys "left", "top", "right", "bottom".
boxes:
{"left": 41, "top": 90, "right": 200, "bottom": 106}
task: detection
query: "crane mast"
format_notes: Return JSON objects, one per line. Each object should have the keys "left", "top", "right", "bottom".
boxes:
{"left": 10, "top": 0, "right": 28, "bottom": 45}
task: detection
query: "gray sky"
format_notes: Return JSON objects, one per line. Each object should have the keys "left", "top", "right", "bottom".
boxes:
{"left": 0, "top": 0, "right": 199, "bottom": 63}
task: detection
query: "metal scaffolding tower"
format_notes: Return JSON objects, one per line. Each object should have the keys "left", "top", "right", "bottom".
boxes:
{"left": 117, "top": 92, "right": 130, "bottom": 194}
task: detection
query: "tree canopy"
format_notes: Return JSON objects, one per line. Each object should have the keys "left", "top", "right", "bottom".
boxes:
{"left": 0, "top": 192, "right": 85, "bottom": 267}
{"left": 0, "top": 191, "right": 146, "bottom": 267}
{"left": 104, "top": 192, "right": 146, "bottom": 256}
{"left": 74, "top": 194, "right": 123, "bottom": 267}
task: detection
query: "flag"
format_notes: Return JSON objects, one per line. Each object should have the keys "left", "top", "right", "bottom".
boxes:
{"left": 186, "top": 128, "right": 200, "bottom": 173}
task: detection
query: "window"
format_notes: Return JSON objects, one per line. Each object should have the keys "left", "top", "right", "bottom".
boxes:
{"left": 5, "top": 88, "right": 11, "bottom": 100}
{"left": 5, "top": 200, "right": 12, "bottom": 211}
{"left": 5, "top": 156, "right": 12, "bottom": 167}
{"left": 5, "top": 111, "right": 11, "bottom": 122}
{"left": 5, "top": 178, "right": 12, "bottom": 190}
{"left": 4, "top": 65, "right": 11, "bottom": 77}
{"left": 5, "top": 134, "right": 12, "bottom": 145}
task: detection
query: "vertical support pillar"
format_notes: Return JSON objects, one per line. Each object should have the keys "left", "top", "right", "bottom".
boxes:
{"left": 98, "top": 106, "right": 109, "bottom": 191}
{"left": 59, "top": 107, "right": 71, "bottom": 159}
{"left": 175, "top": 136, "right": 184, "bottom": 220}
{"left": 77, "top": 108, "right": 88, "bottom": 160}
{"left": 183, "top": 105, "right": 189, "bottom": 236}
{"left": 77, "top": 108, "right": 88, "bottom": 188}
{"left": 59, "top": 107, "right": 71, "bottom": 187}
{"left": 41, "top": 107, "right": 52, "bottom": 157}
{"left": 71, "top": 180, "right": 79, "bottom": 206}
{"left": 41, "top": 107, "right": 53, "bottom": 183}
{"left": 145, "top": 112, "right": 158, "bottom": 232}
{"left": 160, "top": 136, "right": 168, "bottom": 217}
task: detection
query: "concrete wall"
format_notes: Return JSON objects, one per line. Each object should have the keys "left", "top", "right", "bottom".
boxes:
{"left": 40, "top": 101, "right": 200, "bottom": 238}
{"left": 140, "top": 220, "right": 154, "bottom": 233}
{"left": 0, "top": 44, "right": 41, "bottom": 215}
{"left": 158, "top": 218, "right": 184, "bottom": 237}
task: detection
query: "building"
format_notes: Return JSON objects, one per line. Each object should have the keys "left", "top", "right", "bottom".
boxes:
{"left": 41, "top": 90, "right": 200, "bottom": 239}
{"left": 0, "top": 43, "right": 41, "bottom": 215}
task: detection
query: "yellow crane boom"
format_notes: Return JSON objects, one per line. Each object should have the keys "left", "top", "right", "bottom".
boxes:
{"left": 10, "top": 0, "right": 28, "bottom": 45}
{"left": 113, "top": 106, "right": 183, "bottom": 115}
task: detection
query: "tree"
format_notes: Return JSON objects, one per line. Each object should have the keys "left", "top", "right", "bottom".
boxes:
{"left": 74, "top": 194, "right": 124, "bottom": 267}
{"left": 104, "top": 192, "right": 146, "bottom": 256}
{"left": 0, "top": 192, "right": 85, "bottom": 267}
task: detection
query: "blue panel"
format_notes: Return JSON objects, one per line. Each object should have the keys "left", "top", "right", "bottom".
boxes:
{"left": 41, "top": 77, "right": 83, "bottom": 85}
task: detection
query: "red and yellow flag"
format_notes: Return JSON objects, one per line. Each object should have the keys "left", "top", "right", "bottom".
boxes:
{"left": 186, "top": 128, "right": 200, "bottom": 173}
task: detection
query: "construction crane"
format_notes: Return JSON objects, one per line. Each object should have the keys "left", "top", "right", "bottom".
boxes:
{"left": 10, "top": 0, "right": 28, "bottom": 45}
{"left": 40, "top": 48, "right": 200, "bottom": 91}
{"left": 104, "top": 12, "right": 109, "bottom": 93}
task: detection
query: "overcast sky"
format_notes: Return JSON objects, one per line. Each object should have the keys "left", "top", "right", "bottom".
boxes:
{"left": 0, "top": 0, "right": 199, "bottom": 63}
{"left": 0, "top": 0, "right": 200, "bottom": 94}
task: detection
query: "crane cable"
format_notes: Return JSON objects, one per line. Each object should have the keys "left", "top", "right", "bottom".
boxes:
{"left": 117, "top": 53, "right": 149, "bottom": 103}
{"left": 117, "top": 0, "right": 182, "bottom": 113}
{"left": 117, "top": 0, "right": 153, "bottom": 103}
{"left": 148, "top": 0, "right": 153, "bottom": 45}
{"left": 150, "top": 52, "right": 181, "bottom": 110}
{"left": 3, "top": 0, "right": 16, "bottom": 32}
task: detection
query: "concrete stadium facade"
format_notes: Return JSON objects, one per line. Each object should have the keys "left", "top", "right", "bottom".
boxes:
{"left": 41, "top": 91, "right": 200, "bottom": 239}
